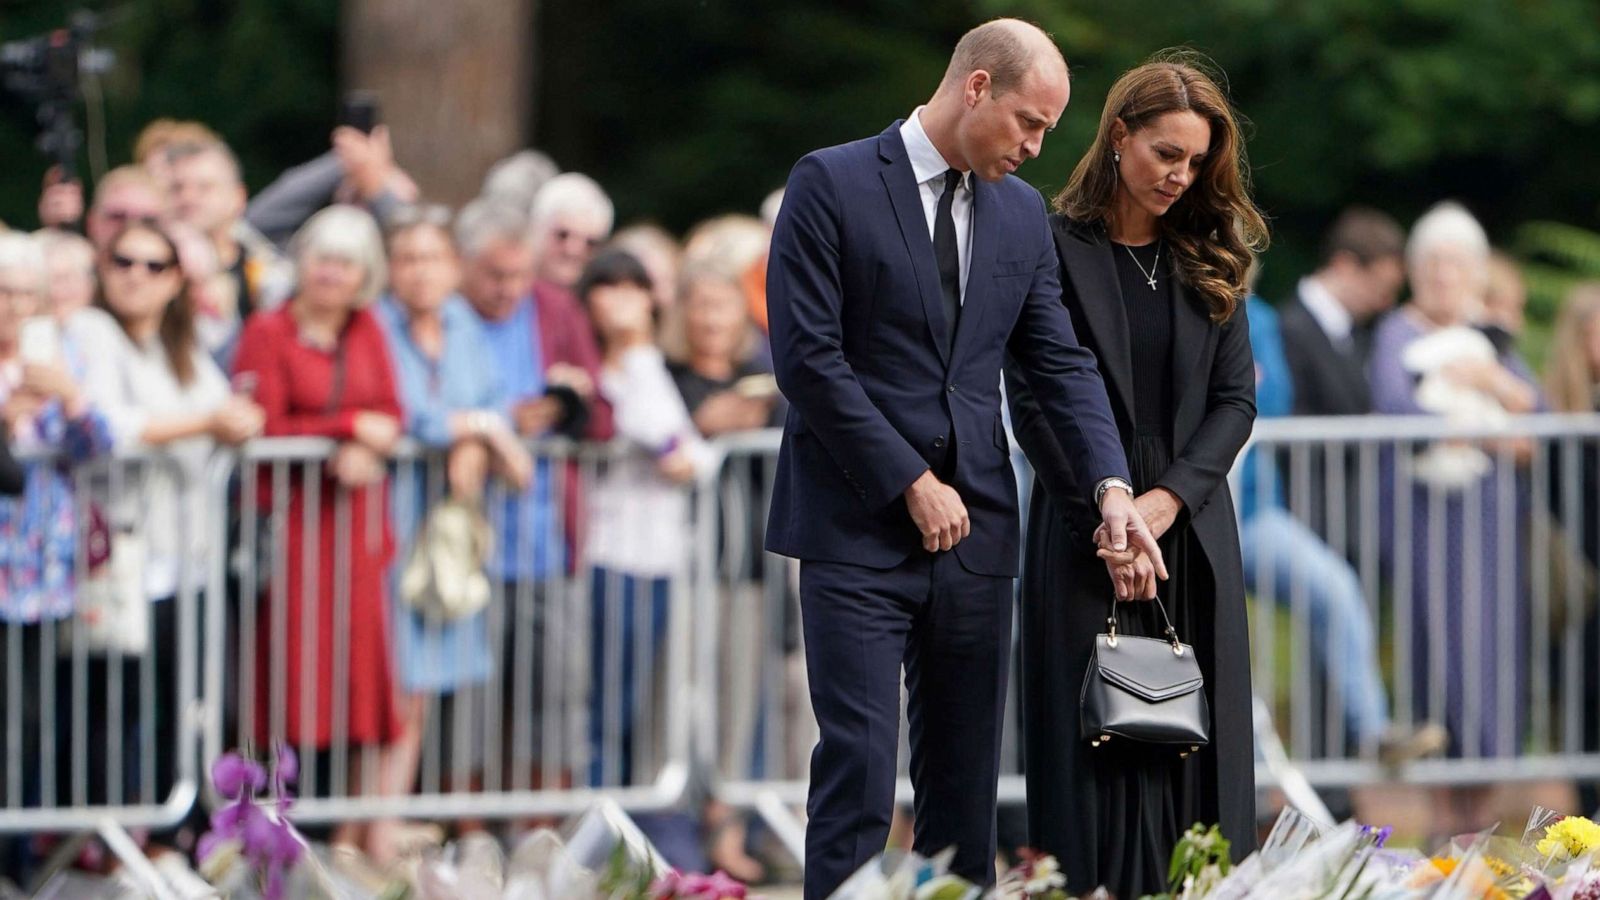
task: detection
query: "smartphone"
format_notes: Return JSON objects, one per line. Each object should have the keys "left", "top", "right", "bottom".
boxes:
{"left": 18, "top": 317, "right": 61, "bottom": 365}
{"left": 339, "top": 90, "right": 380, "bottom": 134}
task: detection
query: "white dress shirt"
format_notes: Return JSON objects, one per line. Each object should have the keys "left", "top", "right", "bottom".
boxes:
{"left": 588, "top": 345, "right": 716, "bottom": 577}
{"left": 900, "top": 106, "right": 973, "bottom": 303}
{"left": 1297, "top": 276, "right": 1356, "bottom": 349}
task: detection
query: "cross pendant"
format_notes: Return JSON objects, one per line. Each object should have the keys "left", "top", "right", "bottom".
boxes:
{"left": 1146, "top": 275, "right": 1157, "bottom": 290}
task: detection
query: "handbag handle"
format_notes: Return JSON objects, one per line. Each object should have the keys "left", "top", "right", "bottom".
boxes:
{"left": 1105, "top": 593, "right": 1185, "bottom": 657}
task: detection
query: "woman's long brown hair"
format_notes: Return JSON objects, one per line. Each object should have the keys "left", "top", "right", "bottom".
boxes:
{"left": 1055, "top": 50, "right": 1269, "bottom": 323}
{"left": 98, "top": 222, "right": 199, "bottom": 386}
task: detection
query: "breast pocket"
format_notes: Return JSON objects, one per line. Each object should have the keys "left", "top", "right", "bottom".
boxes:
{"left": 993, "top": 257, "right": 1034, "bottom": 279}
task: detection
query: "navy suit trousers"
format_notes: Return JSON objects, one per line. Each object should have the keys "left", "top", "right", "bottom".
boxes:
{"left": 799, "top": 553, "right": 1013, "bottom": 899}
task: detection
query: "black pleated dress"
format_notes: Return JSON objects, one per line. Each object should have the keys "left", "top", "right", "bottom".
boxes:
{"left": 1017, "top": 238, "right": 1255, "bottom": 897}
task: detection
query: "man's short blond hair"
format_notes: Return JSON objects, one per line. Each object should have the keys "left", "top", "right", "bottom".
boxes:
{"left": 940, "top": 19, "right": 1064, "bottom": 96}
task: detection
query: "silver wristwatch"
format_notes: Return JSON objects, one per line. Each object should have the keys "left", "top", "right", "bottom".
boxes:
{"left": 1094, "top": 476, "right": 1134, "bottom": 508}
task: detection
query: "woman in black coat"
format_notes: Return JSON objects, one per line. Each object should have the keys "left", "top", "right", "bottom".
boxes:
{"left": 1006, "top": 52, "right": 1268, "bottom": 896}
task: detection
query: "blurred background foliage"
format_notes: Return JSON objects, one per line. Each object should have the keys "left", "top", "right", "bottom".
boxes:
{"left": 2, "top": 0, "right": 1598, "bottom": 354}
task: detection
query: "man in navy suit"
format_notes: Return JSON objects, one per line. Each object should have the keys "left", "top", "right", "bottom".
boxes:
{"left": 765, "top": 19, "right": 1167, "bottom": 898}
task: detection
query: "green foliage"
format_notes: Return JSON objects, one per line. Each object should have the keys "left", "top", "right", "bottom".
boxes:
{"left": 596, "top": 839, "right": 660, "bottom": 899}
{"left": 1139, "top": 823, "right": 1233, "bottom": 900}
{"left": 980, "top": 0, "right": 1600, "bottom": 301}
{"left": 0, "top": 0, "right": 338, "bottom": 227}
{"left": 6, "top": 0, "right": 1599, "bottom": 323}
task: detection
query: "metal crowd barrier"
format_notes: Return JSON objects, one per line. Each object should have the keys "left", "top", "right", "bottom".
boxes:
{"left": 1236, "top": 413, "right": 1600, "bottom": 786}
{"left": 700, "top": 414, "right": 1600, "bottom": 858}
{"left": 8, "top": 413, "right": 1600, "bottom": 862}
{"left": 0, "top": 450, "right": 203, "bottom": 840}
{"left": 201, "top": 436, "right": 694, "bottom": 823}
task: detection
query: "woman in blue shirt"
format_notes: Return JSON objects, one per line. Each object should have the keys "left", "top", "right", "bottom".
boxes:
{"left": 373, "top": 207, "right": 532, "bottom": 857}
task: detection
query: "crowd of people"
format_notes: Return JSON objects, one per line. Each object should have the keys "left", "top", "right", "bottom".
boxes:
{"left": 0, "top": 96, "right": 1597, "bottom": 892}
{"left": 0, "top": 119, "right": 789, "bottom": 886}
{"left": 1240, "top": 201, "right": 1600, "bottom": 838}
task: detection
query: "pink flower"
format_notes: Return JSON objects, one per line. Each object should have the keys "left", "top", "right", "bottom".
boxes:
{"left": 650, "top": 869, "right": 747, "bottom": 899}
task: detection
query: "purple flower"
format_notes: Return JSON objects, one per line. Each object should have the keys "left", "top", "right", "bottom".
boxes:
{"left": 273, "top": 742, "right": 298, "bottom": 788}
{"left": 210, "top": 796, "right": 261, "bottom": 838}
{"left": 195, "top": 830, "right": 228, "bottom": 865}
{"left": 1373, "top": 826, "right": 1393, "bottom": 848}
{"left": 212, "top": 753, "right": 267, "bottom": 800}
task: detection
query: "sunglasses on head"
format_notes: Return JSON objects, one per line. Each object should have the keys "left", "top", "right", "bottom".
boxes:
{"left": 554, "top": 228, "right": 603, "bottom": 250}
{"left": 110, "top": 253, "right": 175, "bottom": 275}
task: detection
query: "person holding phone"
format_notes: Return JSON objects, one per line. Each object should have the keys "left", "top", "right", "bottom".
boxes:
{"left": 0, "top": 232, "right": 113, "bottom": 821}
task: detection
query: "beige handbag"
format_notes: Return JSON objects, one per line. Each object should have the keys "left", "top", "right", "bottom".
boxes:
{"left": 399, "top": 498, "right": 494, "bottom": 622}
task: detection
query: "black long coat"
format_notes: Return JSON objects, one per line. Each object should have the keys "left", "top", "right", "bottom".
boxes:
{"left": 1005, "top": 215, "right": 1257, "bottom": 895}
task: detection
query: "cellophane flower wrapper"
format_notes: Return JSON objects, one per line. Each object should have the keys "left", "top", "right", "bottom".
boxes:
{"left": 1527, "top": 809, "right": 1569, "bottom": 852}
{"left": 503, "top": 828, "right": 599, "bottom": 900}
{"left": 829, "top": 847, "right": 972, "bottom": 900}
{"left": 1209, "top": 806, "right": 1331, "bottom": 899}
{"left": 415, "top": 831, "right": 509, "bottom": 900}
{"left": 1235, "top": 821, "right": 1369, "bottom": 899}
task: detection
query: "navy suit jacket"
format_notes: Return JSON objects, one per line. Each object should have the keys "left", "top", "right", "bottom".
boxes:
{"left": 765, "top": 123, "right": 1129, "bottom": 577}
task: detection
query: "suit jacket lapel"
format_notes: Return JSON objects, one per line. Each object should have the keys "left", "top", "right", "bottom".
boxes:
{"left": 877, "top": 126, "right": 950, "bottom": 367}
{"left": 949, "top": 175, "right": 995, "bottom": 369}
{"left": 1056, "top": 221, "right": 1134, "bottom": 424}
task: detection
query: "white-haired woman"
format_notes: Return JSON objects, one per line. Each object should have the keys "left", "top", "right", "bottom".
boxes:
{"left": 529, "top": 172, "right": 614, "bottom": 291}
{"left": 1369, "top": 201, "right": 1541, "bottom": 834}
{"left": 231, "top": 205, "right": 407, "bottom": 853}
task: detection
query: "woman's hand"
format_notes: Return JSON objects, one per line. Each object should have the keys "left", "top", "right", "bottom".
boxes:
{"left": 352, "top": 411, "right": 401, "bottom": 454}
{"left": 1441, "top": 359, "right": 1538, "bottom": 413}
{"left": 487, "top": 425, "right": 534, "bottom": 492}
{"left": 1104, "top": 552, "right": 1158, "bottom": 602}
{"left": 693, "top": 390, "right": 771, "bottom": 436}
{"left": 1133, "top": 487, "right": 1184, "bottom": 542}
{"left": 657, "top": 446, "right": 697, "bottom": 485}
{"left": 20, "top": 362, "right": 89, "bottom": 420}
{"left": 331, "top": 442, "right": 386, "bottom": 488}
{"left": 2, "top": 392, "right": 42, "bottom": 430}
{"left": 209, "top": 396, "right": 265, "bottom": 445}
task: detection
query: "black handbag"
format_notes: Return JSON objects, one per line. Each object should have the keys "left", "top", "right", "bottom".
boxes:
{"left": 1080, "top": 593, "right": 1210, "bottom": 756}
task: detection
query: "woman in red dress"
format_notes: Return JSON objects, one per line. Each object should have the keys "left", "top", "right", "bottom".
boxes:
{"left": 232, "top": 206, "right": 406, "bottom": 836}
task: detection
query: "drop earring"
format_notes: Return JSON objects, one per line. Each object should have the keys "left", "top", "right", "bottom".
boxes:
{"left": 1113, "top": 149, "right": 1121, "bottom": 164}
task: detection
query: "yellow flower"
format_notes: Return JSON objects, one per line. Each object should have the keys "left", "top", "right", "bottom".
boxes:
{"left": 1484, "top": 856, "right": 1516, "bottom": 878}
{"left": 1537, "top": 817, "right": 1600, "bottom": 861}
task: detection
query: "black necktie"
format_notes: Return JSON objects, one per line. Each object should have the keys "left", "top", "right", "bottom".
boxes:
{"left": 934, "top": 168, "right": 962, "bottom": 350}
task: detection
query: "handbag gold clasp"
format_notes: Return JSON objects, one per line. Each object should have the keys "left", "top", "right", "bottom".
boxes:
{"left": 1106, "top": 616, "right": 1118, "bottom": 648}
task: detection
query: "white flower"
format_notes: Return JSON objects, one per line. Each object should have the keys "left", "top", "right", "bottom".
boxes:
{"left": 1022, "top": 857, "right": 1066, "bottom": 895}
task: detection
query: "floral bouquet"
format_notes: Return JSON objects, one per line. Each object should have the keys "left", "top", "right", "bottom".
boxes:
{"left": 196, "top": 743, "right": 337, "bottom": 899}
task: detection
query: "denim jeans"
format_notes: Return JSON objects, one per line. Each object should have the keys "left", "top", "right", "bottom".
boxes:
{"left": 1240, "top": 507, "right": 1389, "bottom": 743}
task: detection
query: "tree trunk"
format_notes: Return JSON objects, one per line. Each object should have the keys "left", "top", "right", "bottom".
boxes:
{"left": 342, "top": 0, "right": 536, "bottom": 208}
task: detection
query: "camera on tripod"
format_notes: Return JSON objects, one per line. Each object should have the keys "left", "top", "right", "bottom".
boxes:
{"left": 1, "top": 10, "right": 114, "bottom": 179}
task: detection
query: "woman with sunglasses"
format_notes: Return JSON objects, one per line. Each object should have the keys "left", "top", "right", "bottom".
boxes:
{"left": 69, "top": 220, "right": 263, "bottom": 851}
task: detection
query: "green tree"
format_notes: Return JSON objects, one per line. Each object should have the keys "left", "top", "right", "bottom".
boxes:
{"left": 0, "top": 0, "right": 337, "bottom": 227}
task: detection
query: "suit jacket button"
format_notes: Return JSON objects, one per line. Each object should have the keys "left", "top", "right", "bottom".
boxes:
{"left": 933, "top": 436, "right": 946, "bottom": 449}
{"left": 946, "top": 384, "right": 957, "bottom": 393}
